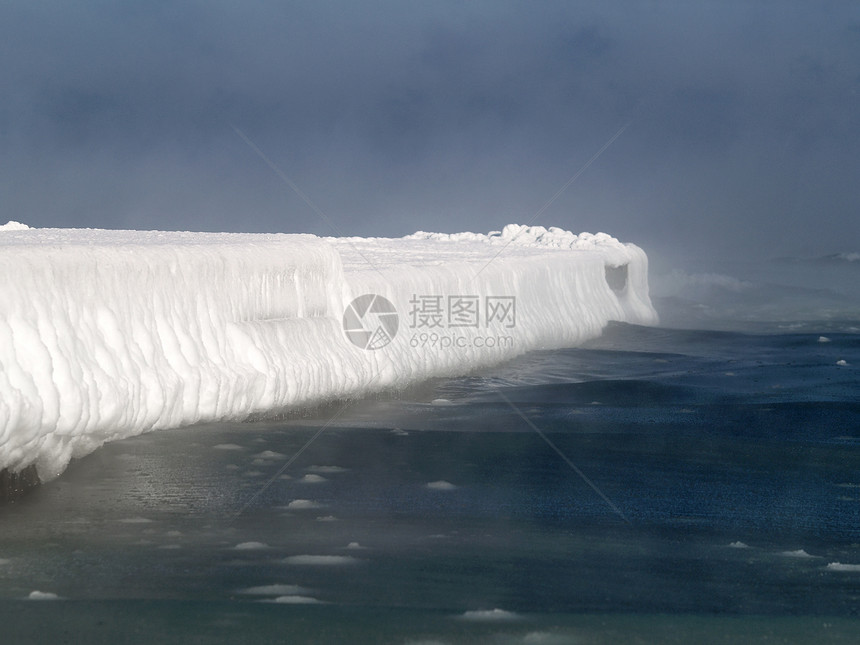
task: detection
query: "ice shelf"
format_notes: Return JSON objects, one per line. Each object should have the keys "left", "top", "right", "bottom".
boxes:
{"left": 0, "top": 224, "right": 657, "bottom": 479}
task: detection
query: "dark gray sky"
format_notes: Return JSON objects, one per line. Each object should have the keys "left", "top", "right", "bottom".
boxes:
{"left": 2, "top": 1, "right": 858, "bottom": 265}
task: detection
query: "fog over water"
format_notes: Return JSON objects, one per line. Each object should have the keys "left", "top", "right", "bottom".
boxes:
{"left": 2, "top": 1, "right": 858, "bottom": 323}
{"left": 2, "top": 8, "right": 860, "bottom": 638}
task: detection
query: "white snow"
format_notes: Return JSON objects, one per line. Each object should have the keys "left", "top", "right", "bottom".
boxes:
{"left": 0, "top": 221, "right": 30, "bottom": 231}
{"left": 0, "top": 224, "right": 656, "bottom": 480}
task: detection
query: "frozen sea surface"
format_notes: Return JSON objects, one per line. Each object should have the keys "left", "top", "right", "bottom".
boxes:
{"left": 1, "top": 322, "right": 859, "bottom": 643}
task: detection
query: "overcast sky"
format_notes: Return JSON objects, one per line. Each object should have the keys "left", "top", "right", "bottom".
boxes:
{"left": 2, "top": 1, "right": 858, "bottom": 266}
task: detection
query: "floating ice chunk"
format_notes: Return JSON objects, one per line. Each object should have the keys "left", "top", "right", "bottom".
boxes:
{"left": 283, "top": 555, "right": 359, "bottom": 565}
{"left": 431, "top": 398, "right": 454, "bottom": 406}
{"left": 459, "top": 608, "right": 521, "bottom": 621}
{"left": 826, "top": 562, "right": 860, "bottom": 572}
{"left": 238, "top": 584, "right": 308, "bottom": 595}
{"left": 286, "top": 499, "right": 323, "bottom": 510}
{"left": 253, "top": 451, "right": 286, "bottom": 460}
{"left": 307, "top": 465, "right": 348, "bottom": 473}
{"left": 316, "top": 515, "right": 337, "bottom": 522}
{"left": 837, "top": 359, "right": 849, "bottom": 366}
{"left": 300, "top": 474, "right": 328, "bottom": 484}
{"left": 818, "top": 336, "right": 831, "bottom": 343}
{"left": 233, "top": 541, "right": 269, "bottom": 550}
{"left": 27, "top": 591, "right": 61, "bottom": 600}
{"left": 728, "top": 541, "right": 750, "bottom": 549}
{"left": 780, "top": 549, "right": 818, "bottom": 558}
{"left": 346, "top": 542, "right": 366, "bottom": 550}
{"left": 264, "top": 595, "right": 323, "bottom": 604}
{"left": 426, "top": 480, "right": 458, "bottom": 491}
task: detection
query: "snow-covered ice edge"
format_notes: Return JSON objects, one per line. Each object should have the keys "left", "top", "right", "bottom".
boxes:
{"left": 0, "top": 223, "right": 656, "bottom": 479}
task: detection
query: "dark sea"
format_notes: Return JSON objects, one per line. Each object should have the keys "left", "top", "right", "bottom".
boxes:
{"left": 2, "top": 264, "right": 860, "bottom": 643}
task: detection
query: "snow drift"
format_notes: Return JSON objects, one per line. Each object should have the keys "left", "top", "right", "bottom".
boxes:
{"left": 0, "top": 223, "right": 656, "bottom": 479}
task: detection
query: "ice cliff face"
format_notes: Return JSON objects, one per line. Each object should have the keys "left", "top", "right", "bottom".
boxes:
{"left": 0, "top": 224, "right": 656, "bottom": 479}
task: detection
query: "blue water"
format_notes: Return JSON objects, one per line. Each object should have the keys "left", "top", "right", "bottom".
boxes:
{"left": 1, "top": 321, "right": 859, "bottom": 643}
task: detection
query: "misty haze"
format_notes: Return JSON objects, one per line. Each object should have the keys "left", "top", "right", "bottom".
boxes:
{"left": 1, "top": 2, "right": 859, "bottom": 643}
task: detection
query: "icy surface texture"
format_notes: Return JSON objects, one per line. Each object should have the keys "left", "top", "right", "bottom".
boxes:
{"left": 1, "top": 224, "right": 656, "bottom": 478}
